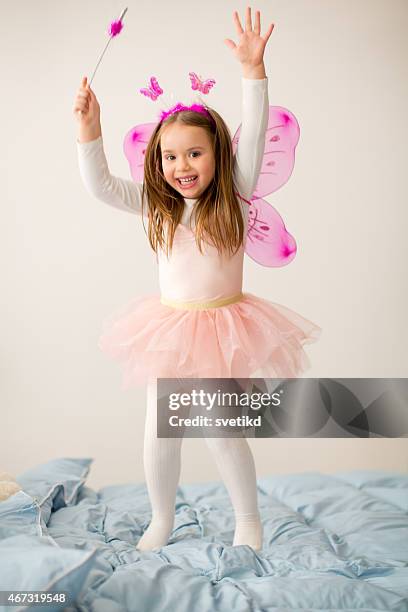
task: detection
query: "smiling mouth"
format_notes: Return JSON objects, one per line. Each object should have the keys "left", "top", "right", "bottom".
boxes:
{"left": 177, "top": 176, "right": 198, "bottom": 188}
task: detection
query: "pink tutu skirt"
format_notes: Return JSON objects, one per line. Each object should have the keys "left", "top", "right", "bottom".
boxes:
{"left": 98, "top": 292, "right": 321, "bottom": 390}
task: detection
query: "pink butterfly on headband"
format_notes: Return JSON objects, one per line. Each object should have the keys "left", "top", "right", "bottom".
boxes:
{"left": 123, "top": 105, "right": 300, "bottom": 267}
{"left": 139, "top": 76, "right": 163, "bottom": 101}
{"left": 188, "top": 72, "right": 216, "bottom": 95}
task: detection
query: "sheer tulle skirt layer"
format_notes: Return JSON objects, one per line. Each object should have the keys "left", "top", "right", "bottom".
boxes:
{"left": 98, "top": 292, "right": 321, "bottom": 389}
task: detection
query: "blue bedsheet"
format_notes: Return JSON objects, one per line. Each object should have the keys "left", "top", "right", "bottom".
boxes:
{"left": 1, "top": 458, "right": 407, "bottom": 611}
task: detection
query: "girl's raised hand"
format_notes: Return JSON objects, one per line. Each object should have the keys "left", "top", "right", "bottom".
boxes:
{"left": 72, "top": 76, "right": 101, "bottom": 128}
{"left": 224, "top": 6, "right": 274, "bottom": 67}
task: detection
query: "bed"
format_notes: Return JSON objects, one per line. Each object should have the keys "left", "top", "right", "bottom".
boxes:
{"left": 1, "top": 457, "right": 407, "bottom": 611}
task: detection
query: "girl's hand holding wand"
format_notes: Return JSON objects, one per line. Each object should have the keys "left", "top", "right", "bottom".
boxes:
{"left": 224, "top": 6, "right": 275, "bottom": 78}
{"left": 72, "top": 76, "right": 102, "bottom": 143}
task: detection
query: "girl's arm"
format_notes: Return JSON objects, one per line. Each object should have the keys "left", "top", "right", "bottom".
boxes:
{"left": 73, "top": 77, "right": 146, "bottom": 216}
{"left": 77, "top": 137, "right": 146, "bottom": 216}
{"left": 225, "top": 8, "right": 274, "bottom": 200}
{"left": 233, "top": 75, "right": 269, "bottom": 201}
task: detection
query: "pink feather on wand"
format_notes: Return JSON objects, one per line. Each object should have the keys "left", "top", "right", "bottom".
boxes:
{"left": 88, "top": 7, "right": 128, "bottom": 86}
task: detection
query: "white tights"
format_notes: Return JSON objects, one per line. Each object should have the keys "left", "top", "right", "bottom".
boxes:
{"left": 136, "top": 379, "right": 263, "bottom": 552}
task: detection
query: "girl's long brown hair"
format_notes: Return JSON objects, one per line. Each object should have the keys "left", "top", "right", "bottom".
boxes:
{"left": 141, "top": 105, "right": 244, "bottom": 258}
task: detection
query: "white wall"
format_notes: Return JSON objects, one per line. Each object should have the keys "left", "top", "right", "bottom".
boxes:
{"left": 1, "top": 0, "right": 407, "bottom": 490}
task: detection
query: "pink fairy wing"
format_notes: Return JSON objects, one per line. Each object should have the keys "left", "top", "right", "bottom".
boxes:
{"left": 233, "top": 105, "right": 300, "bottom": 267}
{"left": 244, "top": 197, "right": 297, "bottom": 267}
{"left": 123, "top": 123, "right": 156, "bottom": 183}
{"left": 232, "top": 106, "right": 300, "bottom": 199}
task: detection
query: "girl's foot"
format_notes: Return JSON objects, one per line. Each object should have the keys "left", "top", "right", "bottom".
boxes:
{"left": 136, "top": 518, "right": 173, "bottom": 551}
{"left": 233, "top": 513, "right": 263, "bottom": 551}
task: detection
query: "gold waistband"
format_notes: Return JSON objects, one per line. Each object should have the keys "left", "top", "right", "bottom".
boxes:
{"left": 160, "top": 292, "right": 244, "bottom": 310}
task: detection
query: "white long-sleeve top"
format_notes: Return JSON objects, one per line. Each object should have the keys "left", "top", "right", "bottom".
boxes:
{"left": 77, "top": 78, "right": 269, "bottom": 303}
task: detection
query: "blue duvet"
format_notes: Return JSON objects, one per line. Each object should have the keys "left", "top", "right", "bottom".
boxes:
{"left": 0, "top": 458, "right": 407, "bottom": 611}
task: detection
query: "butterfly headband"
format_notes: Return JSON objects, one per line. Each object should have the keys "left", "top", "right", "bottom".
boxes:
{"left": 139, "top": 72, "right": 216, "bottom": 124}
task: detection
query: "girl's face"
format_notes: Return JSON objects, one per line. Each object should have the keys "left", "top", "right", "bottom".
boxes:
{"left": 160, "top": 124, "right": 216, "bottom": 198}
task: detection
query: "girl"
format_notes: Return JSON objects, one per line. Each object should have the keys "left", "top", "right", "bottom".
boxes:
{"left": 73, "top": 7, "right": 321, "bottom": 552}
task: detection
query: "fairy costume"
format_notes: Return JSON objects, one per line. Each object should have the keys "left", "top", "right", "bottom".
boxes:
{"left": 77, "top": 77, "right": 321, "bottom": 389}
